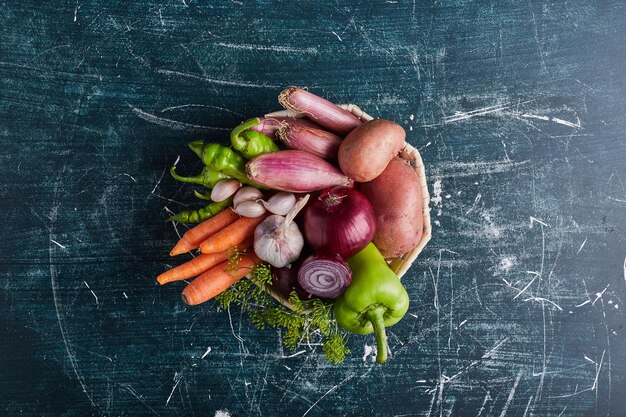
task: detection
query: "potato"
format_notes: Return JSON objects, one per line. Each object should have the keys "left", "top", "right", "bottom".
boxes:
{"left": 360, "top": 157, "right": 423, "bottom": 258}
{"left": 338, "top": 119, "right": 405, "bottom": 182}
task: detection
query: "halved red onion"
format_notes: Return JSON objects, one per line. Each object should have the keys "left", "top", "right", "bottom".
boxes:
{"left": 297, "top": 254, "right": 352, "bottom": 299}
{"left": 278, "top": 87, "right": 363, "bottom": 136}
{"left": 303, "top": 187, "right": 376, "bottom": 259}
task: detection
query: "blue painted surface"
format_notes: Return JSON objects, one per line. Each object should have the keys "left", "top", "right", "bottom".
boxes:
{"left": 1, "top": 1, "right": 625, "bottom": 416}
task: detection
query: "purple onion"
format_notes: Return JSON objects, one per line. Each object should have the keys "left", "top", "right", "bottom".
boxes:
{"left": 303, "top": 187, "right": 376, "bottom": 259}
{"left": 245, "top": 150, "right": 353, "bottom": 193}
{"left": 250, "top": 117, "right": 322, "bottom": 139}
{"left": 277, "top": 124, "right": 342, "bottom": 161}
{"left": 278, "top": 87, "right": 363, "bottom": 136}
{"left": 297, "top": 253, "right": 352, "bottom": 299}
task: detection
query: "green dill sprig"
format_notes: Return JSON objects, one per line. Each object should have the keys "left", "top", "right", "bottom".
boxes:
{"left": 215, "top": 249, "right": 351, "bottom": 364}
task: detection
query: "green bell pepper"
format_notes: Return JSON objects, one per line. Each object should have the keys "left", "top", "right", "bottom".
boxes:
{"left": 187, "top": 140, "right": 255, "bottom": 186}
{"left": 230, "top": 118, "right": 279, "bottom": 159}
{"left": 334, "top": 243, "right": 410, "bottom": 364}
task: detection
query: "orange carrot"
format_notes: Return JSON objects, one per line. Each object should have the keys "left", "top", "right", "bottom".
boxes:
{"left": 170, "top": 209, "right": 240, "bottom": 256}
{"left": 182, "top": 253, "right": 261, "bottom": 305}
{"left": 199, "top": 213, "right": 268, "bottom": 254}
{"left": 158, "top": 237, "right": 253, "bottom": 285}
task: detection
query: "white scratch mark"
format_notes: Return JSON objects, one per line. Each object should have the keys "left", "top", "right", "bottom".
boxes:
{"left": 498, "top": 370, "right": 523, "bottom": 417}
{"left": 166, "top": 372, "right": 183, "bottom": 406}
{"left": 577, "top": 236, "right": 588, "bottom": 254}
{"left": 513, "top": 274, "right": 538, "bottom": 300}
{"left": 83, "top": 281, "right": 99, "bottom": 305}
{"left": 160, "top": 103, "right": 244, "bottom": 117}
{"left": 591, "top": 349, "right": 605, "bottom": 391}
{"left": 215, "top": 411, "right": 231, "bottom": 417}
{"left": 623, "top": 257, "right": 626, "bottom": 284}
{"left": 156, "top": 69, "right": 279, "bottom": 88}
{"left": 556, "top": 406, "right": 568, "bottom": 417}
{"left": 501, "top": 140, "right": 510, "bottom": 161}
{"left": 529, "top": 216, "right": 550, "bottom": 228}
{"left": 49, "top": 179, "right": 97, "bottom": 409}
{"left": 281, "top": 350, "right": 306, "bottom": 359}
{"left": 584, "top": 355, "right": 596, "bottom": 364}
{"left": 201, "top": 346, "right": 212, "bottom": 359}
{"left": 443, "top": 103, "right": 511, "bottom": 123}
{"left": 519, "top": 113, "right": 582, "bottom": 129}
{"left": 524, "top": 296, "right": 563, "bottom": 311}
{"left": 432, "top": 178, "right": 443, "bottom": 216}
{"left": 592, "top": 285, "right": 609, "bottom": 306}
{"left": 301, "top": 375, "right": 353, "bottom": 417}
{"left": 73, "top": 0, "right": 79, "bottom": 22}
{"left": 331, "top": 31, "right": 342, "bottom": 41}
{"left": 476, "top": 391, "right": 491, "bottom": 417}
{"left": 521, "top": 395, "right": 534, "bottom": 417}
{"left": 50, "top": 239, "right": 66, "bottom": 249}
{"left": 129, "top": 105, "right": 229, "bottom": 132}
{"left": 575, "top": 299, "right": 591, "bottom": 308}
{"left": 215, "top": 42, "right": 318, "bottom": 55}
{"left": 121, "top": 384, "right": 162, "bottom": 416}
{"left": 123, "top": 292, "right": 129, "bottom": 299}
{"left": 123, "top": 173, "right": 138, "bottom": 183}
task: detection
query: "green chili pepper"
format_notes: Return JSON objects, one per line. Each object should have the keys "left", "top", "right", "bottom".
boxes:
{"left": 167, "top": 198, "right": 232, "bottom": 224}
{"left": 187, "top": 140, "right": 255, "bottom": 186}
{"left": 193, "top": 190, "right": 213, "bottom": 200}
{"left": 334, "top": 243, "right": 410, "bottom": 364}
{"left": 230, "top": 118, "right": 279, "bottom": 159}
{"left": 170, "top": 165, "right": 230, "bottom": 189}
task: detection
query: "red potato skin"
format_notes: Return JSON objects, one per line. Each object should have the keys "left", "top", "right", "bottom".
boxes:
{"left": 359, "top": 157, "right": 423, "bottom": 258}
{"left": 338, "top": 119, "right": 406, "bottom": 182}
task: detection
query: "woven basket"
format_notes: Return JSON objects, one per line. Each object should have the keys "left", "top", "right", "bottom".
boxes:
{"left": 253, "top": 104, "right": 432, "bottom": 311}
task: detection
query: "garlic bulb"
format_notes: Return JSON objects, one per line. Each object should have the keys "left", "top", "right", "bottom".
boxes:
{"left": 211, "top": 179, "right": 241, "bottom": 202}
{"left": 233, "top": 186, "right": 264, "bottom": 208}
{"left": 262, "top": 192, "right": 296, "bottom": 215}
{"left": 234, "top": 200, "right": 266, "bottom": 218}
{"left": 254, "top": 194, "right": 310, "bottom": 267}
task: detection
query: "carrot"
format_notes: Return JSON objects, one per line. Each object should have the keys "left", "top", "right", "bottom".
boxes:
{"left": 158, "top": 237, "right": 253, "bottom": 285}
{"left": 170, "top": 209, "right": 240, "bottom": 256}
{"left": 199, "top": 213, "right": 268, "bottom": 254}
{"left": 182, "top": 253, "right": 261, "bottom": 305}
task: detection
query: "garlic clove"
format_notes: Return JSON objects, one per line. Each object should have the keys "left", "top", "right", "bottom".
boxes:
{"left": 233, "top": 186, "right": 264, "bottom": 208}
{"left": 262, "top": 192, "right": 296, "bottom": 215}
{"left": 211, "top": 179, "right": 241, "bottom": 202}
{"left": 234, "top": 200, "right": 267, "bottom": 218}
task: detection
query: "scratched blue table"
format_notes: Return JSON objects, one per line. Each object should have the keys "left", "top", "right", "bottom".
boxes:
{"left": 1, "top": 1, "right": 625, "bottom": 416}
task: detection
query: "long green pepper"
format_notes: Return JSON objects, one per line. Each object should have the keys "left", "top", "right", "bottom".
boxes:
{"left": 167, "top": 198, "right": 232, "bottom": 224}
{"left": 187, "top": 140, "right": 255, "bottom": 186}
{"left": 169, "top": 165, "right": 230, "bottom": 189}
{"left": 230, "top": 118, "right": 279, "bottom": 159}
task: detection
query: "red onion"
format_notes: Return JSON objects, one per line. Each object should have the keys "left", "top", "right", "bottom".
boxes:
{"left": 277, "top": 124, "right": 342, "bottom": 161}
{"left": 250, "top": 117, "right": 322, "bottom": 139}
{"left": 271, "top": 256, "right": 313, "bottom": 301}
{"left": 245, "top": 150, "right": 354, "bottom": 193}
{"left": 303, "top": 187, "right": 376, "bottom": 259}
{"left": 278, "top": 87, "right": 363, "bottom": 136}
{"left": 297, "top": 254, "right": 352, "bottom": 299}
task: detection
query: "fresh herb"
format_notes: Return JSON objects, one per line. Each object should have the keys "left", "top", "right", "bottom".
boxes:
{"left": 216, "top": 249, "right": 351, "bottom": 364}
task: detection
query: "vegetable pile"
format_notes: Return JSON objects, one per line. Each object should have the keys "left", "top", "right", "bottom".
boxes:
{"left": 158, "top": 87, "right": 425, "bottom": 364}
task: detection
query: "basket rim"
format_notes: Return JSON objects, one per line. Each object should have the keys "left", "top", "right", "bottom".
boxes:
{"left": 254, "top": 104, "right": 432, "bottom": 310}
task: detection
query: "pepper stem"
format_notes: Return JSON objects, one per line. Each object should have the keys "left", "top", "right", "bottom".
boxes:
{"left": 364, "top": 306, "right": 388, "bottom": 364}
{"left": 230, "top": 118, "right": 261, "bottom": 150}
{"left": 170, "top": 166, "right": 202, "bottom": 185}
